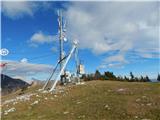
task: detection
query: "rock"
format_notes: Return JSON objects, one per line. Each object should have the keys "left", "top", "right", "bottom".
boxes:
{"left": 104, "top": 104, "right": 109, "bottom": 108}
{"left": 135, "top": 116, "right": 138, "bottom": 119}
{"left": 76, "top": 82, "right": 85, "bottom": 85}
{"left": 63, "top": 111, "right": 69, "bottom": 114}
{"left": 104, "top": 104, "right": 110, "bottom": 110}
{"left": 7, "top": 107, "right": 16, "bottom": 112}
{"left": 50, "top": 97, "right": 54, "bottom": 100}
{"left": 38, "top": 89, "right": 43, "bottom": 92}
{"left": 54, "top": 95, "right": 57, "bottom": 97}
{"left": 59, "top": 90, "right": 65, "bottom": 93}
{"left": 78, "top": 115, "right": 85, "bottom": 118}
{"left": 117, "top": 88, "right": 125, "bottom": 92}
{"left": 107, "top": 89, "right": 112, "bottom": 92}
{"left": 142, "top": 96, "right": 147, "bottom": 99}
{"left": 13, "top": 101, "right": 18, "bottom": 105}
{"left": 36, "top": 95, "right": 40, "bottom": 97}
{"left": 3, "top": 93, "right": 36, "bottom": 105}
{"left": 146, "top": 103, "right": 152, "bottom": 106}
{"left": 122, "top": 113, "right": 126, "bottom": 116}
{"left": 76, "top": 101, "right": 82, "bottom": 104}
{"left": 41, "top": 90, "right": 49, "bottom": 94}
{"left": 4, "top": 107, "right": 16, "bottom": 115}
{"left": 4, "top": 112, "right": 8, "bottom": 115}
{"left": 31, "top": 101, "right": 39, "bottom": 106}
{"left": 136, "top": 98, "right": 141, "bottom": 102}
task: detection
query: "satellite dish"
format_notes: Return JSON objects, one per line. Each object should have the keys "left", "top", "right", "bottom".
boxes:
{"left": 63, "top": 37, "right": 67, "bottom": 42}
{"left": 63, "top": 29, "right": 66, "bottom": 32}
{"left": 73, "top": 40, "right": 78, "bottom": 45}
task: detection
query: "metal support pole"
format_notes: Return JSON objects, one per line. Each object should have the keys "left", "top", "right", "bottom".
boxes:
{"left": 58, "top": 10, "right": 64, "bottom": 84}
{"left": 49, "top": 42, "right": 77, "bottom": 92}
{"left": 42, "top": 61, "right": 59, "bottom": 90}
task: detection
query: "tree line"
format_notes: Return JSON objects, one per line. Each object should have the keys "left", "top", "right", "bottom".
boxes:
{"left": 82, "top": 70, "right": 160, "bottom": 82}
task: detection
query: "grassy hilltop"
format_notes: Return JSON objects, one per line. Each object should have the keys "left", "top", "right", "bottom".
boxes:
{"left": 1, "top": 81, "right": 160, "bottom": 120}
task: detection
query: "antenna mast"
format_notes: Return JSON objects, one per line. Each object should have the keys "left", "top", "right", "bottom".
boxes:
{"left": 58, "top": 10, "right": 64, "bottom": 84}
{"left": 41, "top": 10, "right": 85, "bottom": 91}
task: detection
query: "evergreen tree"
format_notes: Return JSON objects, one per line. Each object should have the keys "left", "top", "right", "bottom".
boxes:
{"left": 134, "top": 77, "right": 139, "bottom": 82}
{"left": 81, "top": 74, "right": 87, "bottom": 81}
{"left": 104, "top": 71, "right": 117, "bottom": 80}
{"left": 119, "top": 76, "right": 124, "bottom": 81}
{"left": 117, "top": 76, "right": 121, "bottom": 81}
{"left": 145, "top": 75, "right": 150, "bottom": 82}
{"left": 94, "top": 70, "right": 101, "bottom": 80}
{"left": 124, "top": 76, "right": 129, "bottom": 81}
{"left": 140, "top": 75, "right": 144, "bottom": 82}
{"left": 130, "top": 72, "right": 134, "bottom": 82}
{"left": 157, "top": 74, "right": 160, "bottom": 81}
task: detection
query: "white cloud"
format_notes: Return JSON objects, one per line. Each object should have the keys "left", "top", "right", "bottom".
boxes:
{"left": 105, "top": 54, "right": 126, "bottom": 63}
{"left": 65, "top": 2, "right": 159, "bottom": 67}
{"left": 2, "top": 1, "right": 52, "bottom": 19}
{"left": 98, "top": 64, "right": 107, "bottom": 69}
{"left": 1, "top": 60, "right": 53, "bottom": 81}
{"left": 29, "top": 43, "right": 38, "bottom": 48}
{"left": 30, "top": 31, "right": 58, "bottom": 44}
{"left": 20, "top": 58, "right": 28, "bottom": 63}
{"left": 51, "top": 46, "right": 58, "bottom": 53}
{"left": 107, "top": 63, "right": 124, "bottom": 69}
{"left": 100, "top": 53, "right": 128, "bottom": 68}
{"left": 134, "top": 48, "right": 160, "bottom": 59}
{"left": 2, "top": 1, "right": 36, "bottom": 19}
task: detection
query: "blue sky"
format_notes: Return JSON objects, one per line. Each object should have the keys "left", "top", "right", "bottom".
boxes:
{"left": 1, "top": 1, "right": 160, "bottom": 81}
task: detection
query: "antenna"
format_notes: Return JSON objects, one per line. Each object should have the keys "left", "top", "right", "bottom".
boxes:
{"left": 58, "top": 10, "right": 64, "bottom": 84}
{"left": 42, "top": 10, "right": 85, "bottom": 91}
{"left": 63, "top": 20, "right": 67, "bottom": 42}
{"left": 57, "top": 10, "right": 68, "bottom": 84}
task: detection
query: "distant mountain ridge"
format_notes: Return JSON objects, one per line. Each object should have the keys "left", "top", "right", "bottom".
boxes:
{"left": 1, "top": 74, "right": 29, "bottom": 96}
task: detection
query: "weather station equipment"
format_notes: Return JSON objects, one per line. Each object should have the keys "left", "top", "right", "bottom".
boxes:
{"left": 42, "top": 10, "right": 85, "bottom": 92}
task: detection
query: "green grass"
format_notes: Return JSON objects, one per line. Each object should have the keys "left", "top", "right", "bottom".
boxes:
{"left": 1, "top": 81, "right": 160, "bottom": 120}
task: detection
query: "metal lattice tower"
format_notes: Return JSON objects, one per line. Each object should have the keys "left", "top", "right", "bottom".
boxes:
{"left": 41, "top": 10, "right": 85, "bottom": 92}
{"left": 58, "top": 10, "right": 65, "bottom": 84}
{"left": 58, "top": 10, "right": 63, "bottom": 74}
